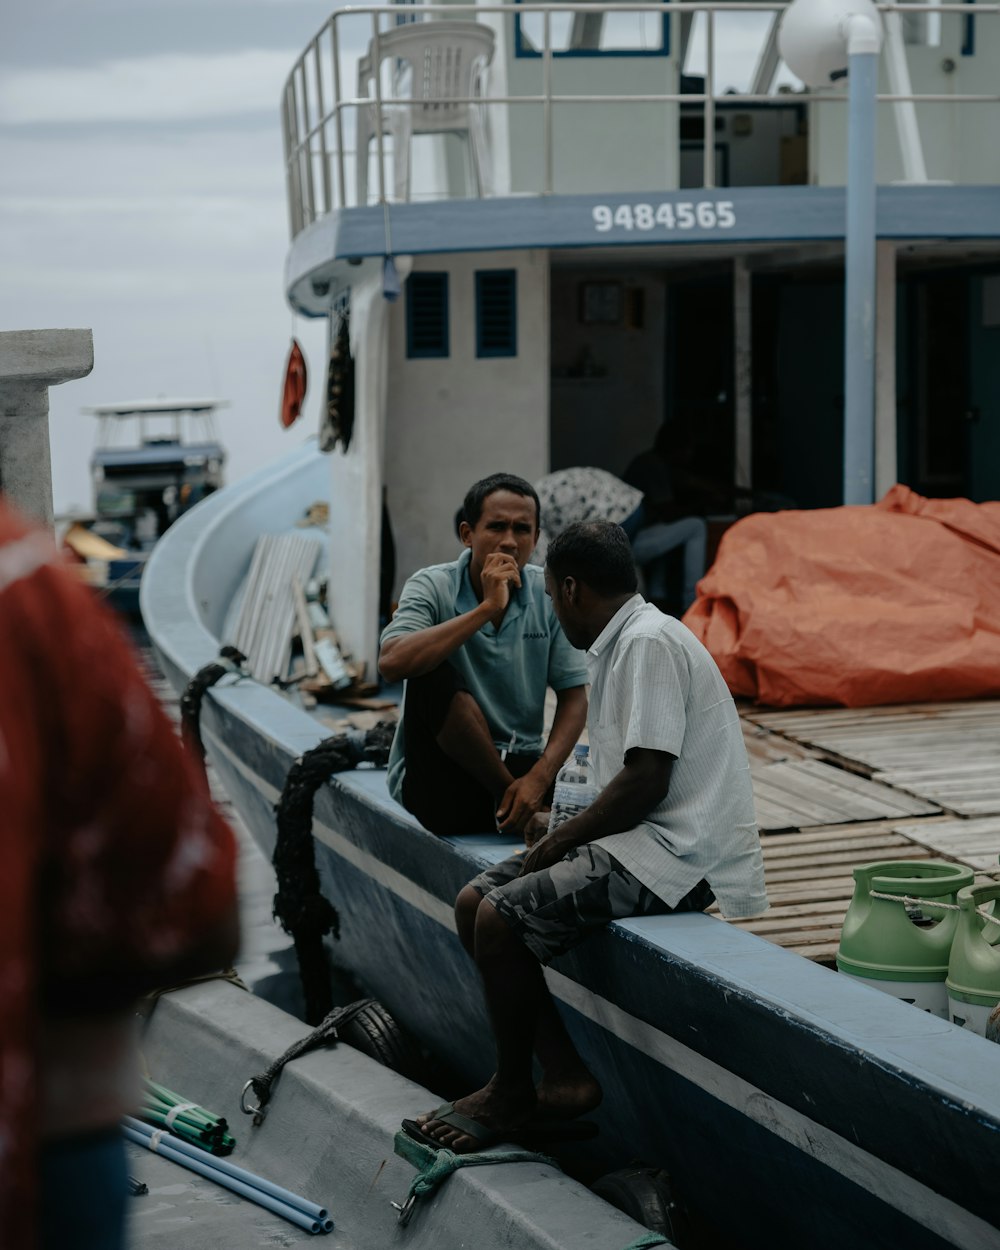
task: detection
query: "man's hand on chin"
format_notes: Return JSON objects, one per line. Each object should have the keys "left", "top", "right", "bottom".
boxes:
{"left": 480, "top": 552, "right": 521, "bottom": 615}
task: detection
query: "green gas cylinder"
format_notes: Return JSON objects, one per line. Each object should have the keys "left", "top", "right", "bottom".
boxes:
{"left": 946, "top": 882, "right": 1000, "bottom": 1036}
{"left": 837, "top": 860, "right": 975, "bottom": 1018}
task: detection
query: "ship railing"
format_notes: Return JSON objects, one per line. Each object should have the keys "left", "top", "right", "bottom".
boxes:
{"left": 281, "top": 0, "right": 1000, "bottom": 239}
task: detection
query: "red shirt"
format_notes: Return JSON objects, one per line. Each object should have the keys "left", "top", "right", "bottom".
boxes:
{"left": 0, "top": 502, "right": 237, "bottom": 1247}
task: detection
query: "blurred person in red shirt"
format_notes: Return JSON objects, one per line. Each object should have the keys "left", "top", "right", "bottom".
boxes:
{"left": 0, "top": 500, "right": 239, "bottom": 1250}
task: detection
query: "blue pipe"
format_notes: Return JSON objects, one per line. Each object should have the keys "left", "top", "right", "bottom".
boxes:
{"left": 843, "top": 44, "right": 879, "bottom": 505}
{"left": 122, "top": 1122, "right": 333, "bottom": 1234}
{"left": 123, "top": 1115, "right": 328, "bottom": 1221}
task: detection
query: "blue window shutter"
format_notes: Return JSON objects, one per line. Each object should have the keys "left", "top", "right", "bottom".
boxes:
{"left": 476, "top": 270, "right": 517, "bottom": 358}
{"left": 407, "top": 273, "right": 449, "bottom": 358}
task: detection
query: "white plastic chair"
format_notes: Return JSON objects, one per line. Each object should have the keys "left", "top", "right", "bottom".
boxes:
{"left": 355, "top": 20, "right": 495, "bottom": 205}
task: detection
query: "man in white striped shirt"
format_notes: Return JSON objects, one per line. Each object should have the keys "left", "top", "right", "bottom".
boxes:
{"left": 404, "top": 520, "right": 766, "bottom": 1155}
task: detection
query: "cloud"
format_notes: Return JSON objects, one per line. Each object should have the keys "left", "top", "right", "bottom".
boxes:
{"left": 0, "top": 127, "right": 284, "bottom": 197}
{"left": 0, "top": 49, "right": 299, "bottom": 124}
{"left": 0, "top": 126, "right": 290, "bottom": 311}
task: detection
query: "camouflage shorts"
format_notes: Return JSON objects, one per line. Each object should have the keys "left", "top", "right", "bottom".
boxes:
{"left": 469, "top": 845, "right": 714, "bottom": 965}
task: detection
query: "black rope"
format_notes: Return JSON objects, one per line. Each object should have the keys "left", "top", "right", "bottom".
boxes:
{"left": 272, "top": 722, "right": 395, "bottom": 1025}
{"left": 179, "top": 646, "right": 247, "bottom": 765}
{"left": 240, "top": 998, "right": 377, "bottom": 1126}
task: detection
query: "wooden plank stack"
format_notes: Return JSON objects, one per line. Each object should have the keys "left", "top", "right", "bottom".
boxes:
{"left": 230, "top": 533, "right": 324, "bottom": 683}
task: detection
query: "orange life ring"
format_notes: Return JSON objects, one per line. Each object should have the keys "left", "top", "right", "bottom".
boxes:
{"left": 280, "top": 339, "right": 307, "bottom": 429}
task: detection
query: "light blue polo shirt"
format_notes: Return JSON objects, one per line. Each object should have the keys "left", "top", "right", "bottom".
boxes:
{"left": 380, "top": 548, "right": 588, "bottom": 805}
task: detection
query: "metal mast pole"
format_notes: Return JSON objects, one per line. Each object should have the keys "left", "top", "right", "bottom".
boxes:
{"left": 842, "top": 14, "right": 882, "bottom": 505}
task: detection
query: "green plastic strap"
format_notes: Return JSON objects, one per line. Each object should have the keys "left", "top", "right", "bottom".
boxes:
{"left": 618, "top": 1233, "right": 671, "bottom": 1250}
{"left": 393, "top": 1129, "right": 555, "bottom": 1206}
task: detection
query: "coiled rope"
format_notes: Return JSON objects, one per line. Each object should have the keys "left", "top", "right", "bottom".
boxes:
{"left": 272, "top": 723, "right": 396, "bottom": 1025}
{"left": 391, "top": 1130, "right": 555, "bottom": 1227}
{"left": 391, "top": 1131, "right": 671, "bottom": 1246}
{"left": 240, "top": 998, "right": 377, "bottom": 1126}
{"left": 179, "top": 646, "right": 248, "bottom": 766}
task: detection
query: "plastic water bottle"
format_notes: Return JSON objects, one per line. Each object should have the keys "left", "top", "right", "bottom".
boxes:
{"left": 547, "top": 745, "right": 598, "bottom": 832}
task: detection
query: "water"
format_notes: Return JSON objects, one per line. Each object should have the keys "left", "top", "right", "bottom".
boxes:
{"left": 547, "top": 745, "right": 598, "bottom": 832}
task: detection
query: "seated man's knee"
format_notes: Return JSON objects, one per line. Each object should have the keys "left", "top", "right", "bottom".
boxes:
{"left": 474, "top": 898, "right": 518, "bottom": 959}
{"left": 455, "top": 885, "right": 482, "bottom": 931}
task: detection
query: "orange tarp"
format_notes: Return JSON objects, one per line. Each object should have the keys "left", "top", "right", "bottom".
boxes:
{"left": 683, "top": 485, "right": 1000, "bottom": 708}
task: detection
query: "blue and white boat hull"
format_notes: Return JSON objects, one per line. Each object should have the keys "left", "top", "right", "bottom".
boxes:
{"left": 143, "top": 443, "right": 999, "bottom": 1250}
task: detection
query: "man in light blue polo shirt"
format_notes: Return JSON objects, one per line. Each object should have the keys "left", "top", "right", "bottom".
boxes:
{"left": 378, "top": 473, "right": 588, "bottom": 837}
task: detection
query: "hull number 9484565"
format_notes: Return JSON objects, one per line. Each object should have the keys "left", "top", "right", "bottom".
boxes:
{"left": 593, "top": 201, "right": 736, "bottom": 232}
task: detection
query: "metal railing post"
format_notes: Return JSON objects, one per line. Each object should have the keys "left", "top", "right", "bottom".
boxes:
{"left": 543, "top": 8, "right": 553, "bottom": 194}
{"left": 312, "top": 38, "right": 332, "bottom": 216}
{"left": 703, "top": 7, "right": 716, "bottom": 189}
{"left": 372, "top": 13, "right": 388, "bottom": 205}
{"left": 281, "top": 85, "right": 300, "bottom": 238}
{"left": 331, "top": 17, "right": 348, "bottom": 209}
{"left": 299, "top": 61, "right": 317, "bottom": 227}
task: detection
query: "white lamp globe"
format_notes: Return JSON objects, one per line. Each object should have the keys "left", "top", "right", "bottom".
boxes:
{"left": 778, "top": 0, "right": 880, "bottom": 87}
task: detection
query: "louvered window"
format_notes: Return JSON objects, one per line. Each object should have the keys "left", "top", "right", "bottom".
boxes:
{"left": 475, "top": 270, "right": 517, "bottom": 359}
{"left": 406, "top": 273, "right": 449, "bottom": 358}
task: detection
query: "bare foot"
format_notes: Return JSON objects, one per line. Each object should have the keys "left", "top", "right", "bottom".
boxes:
{"left": 415, "top": 1078, "right": 537, "bottom": 1153}
{"left": 535, "top": 1065, "right": 602, "bottom": 1120}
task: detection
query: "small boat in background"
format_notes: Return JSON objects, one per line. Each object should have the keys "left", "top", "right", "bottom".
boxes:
{"left": 63, "top": 397, "right": 227, "bottom": 616}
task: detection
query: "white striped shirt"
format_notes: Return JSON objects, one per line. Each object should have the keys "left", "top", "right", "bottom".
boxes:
{"left": 587, "top": 595, "right": 768, "bottom": 920}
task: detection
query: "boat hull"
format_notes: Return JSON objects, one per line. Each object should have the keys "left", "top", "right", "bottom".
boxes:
{"left": 144, "top": 443, "right": 999, "bottom": 1250}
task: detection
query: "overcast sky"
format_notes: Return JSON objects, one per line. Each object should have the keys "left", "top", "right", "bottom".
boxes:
{"left": 1, "top": 0, "right": 340, "bottom": 515}
{"left": 1, "top": 0, "right": 786, "bottom": 515}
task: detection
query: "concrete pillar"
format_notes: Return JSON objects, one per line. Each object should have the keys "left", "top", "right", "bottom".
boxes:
{"left": 0, "top": 329, "right": 94, "bottom": 526}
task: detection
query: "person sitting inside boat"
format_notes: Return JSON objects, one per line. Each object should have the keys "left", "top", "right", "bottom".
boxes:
{"left": 403, "top": 520, "right": 767, "bottom": 1153}
{"left": 378, "top": 472, "right": 588, "bottom": 837}
{"left": 533, "top": 465, "right": 707, "bottom": 613}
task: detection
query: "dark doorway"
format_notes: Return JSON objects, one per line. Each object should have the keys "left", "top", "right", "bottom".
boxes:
{"left": 666, "top": 276, "right": 734, "bottom": 494}
{"left": 904, "top": 273, "right": 970, "bottom": 498}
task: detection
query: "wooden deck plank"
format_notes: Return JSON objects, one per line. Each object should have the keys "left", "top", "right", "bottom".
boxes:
{"left": 732, "top": 912, "right": 849, "bottom": 935}
{"left": 761, "top": 832, "right": 926, "bottom": 855}
{"left": 871, "top": 762, "right": 1000, "bottom": 783}
{"left": 790, "top": 759, "right": 939, "bottom": 815}
{"left": 757, "top": 814, "right": 947, "bottom": 843}
{"left": 750, "top": 759, "right": 939, "bottom": 831}
{"left": 763, "top": 846, "right": 930, "bottom": 870}
{"left": 745, "top": 898, "right": 853, "bottom": 919}
{"left": 891, "top": 816, "right": 1000, "bottom": 871}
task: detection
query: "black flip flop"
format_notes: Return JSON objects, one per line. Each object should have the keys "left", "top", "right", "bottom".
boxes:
{"left": 402, "top": 1102, "right": 507, "bottom": 1151}
{"left": 401, "top": 1102, "right": 598, "bottom": 1152}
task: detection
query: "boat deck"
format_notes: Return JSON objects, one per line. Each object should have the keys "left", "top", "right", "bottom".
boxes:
{"left": 729, "top": 700, "right": 1000, "bottom": 963}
